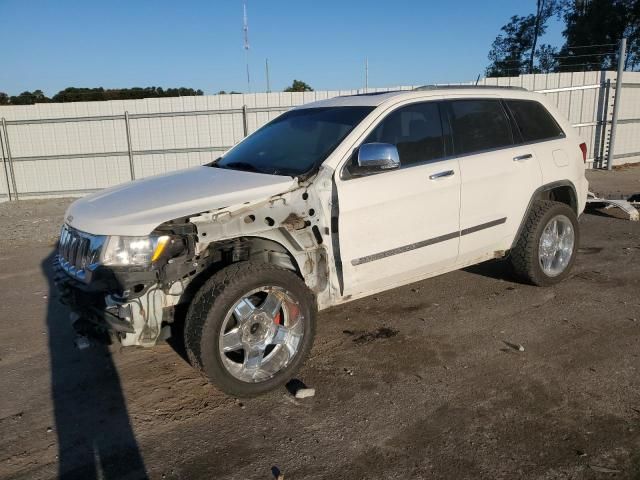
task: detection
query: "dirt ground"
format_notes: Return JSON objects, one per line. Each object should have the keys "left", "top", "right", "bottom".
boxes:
{"left": 0, "top": 167, "right": 639, "bottom": 480}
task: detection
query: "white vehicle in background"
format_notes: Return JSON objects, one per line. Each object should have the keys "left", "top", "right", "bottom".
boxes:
{"left": 55, "top": 86, "right": 588, "bottom": 396}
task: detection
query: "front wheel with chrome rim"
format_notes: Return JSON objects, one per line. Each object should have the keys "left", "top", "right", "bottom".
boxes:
{"left": 510, "top": 200, "right": 580, "bottom": 286}
{"left": 184, "top": 262, "right": 316, "bottom": 397}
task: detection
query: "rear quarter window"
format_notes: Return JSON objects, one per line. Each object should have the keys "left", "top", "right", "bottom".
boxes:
{"left": 506, "top": 99, "right": 564, "bottom": 142}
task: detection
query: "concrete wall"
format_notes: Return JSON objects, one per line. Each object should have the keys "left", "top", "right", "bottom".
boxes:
{"left": 1, "top": 71, "right": 639, "bottom": 201}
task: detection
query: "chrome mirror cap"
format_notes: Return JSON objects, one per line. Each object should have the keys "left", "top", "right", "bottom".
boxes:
{"left": 352, "top": 143, "right": 400, "bottom": 176}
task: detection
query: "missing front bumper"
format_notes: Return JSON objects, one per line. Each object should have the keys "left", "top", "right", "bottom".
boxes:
{"left": 53, "top": 257, "right": 175, "bottom": 347}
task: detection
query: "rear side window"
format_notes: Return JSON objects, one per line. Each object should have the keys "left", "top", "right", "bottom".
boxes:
{"left": 364, "top": 102, "right": 444, "bottom": 166}
{"left": 506, "top": 99, "right": 564, "bottom": 142}
{"left": 448, "top": 99, "right": 513, "bottom": 155}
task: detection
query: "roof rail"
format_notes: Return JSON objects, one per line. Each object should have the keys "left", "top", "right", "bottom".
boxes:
{"left": 413, "top": 85, "right": 527, "bottom": 91}
{"left": 339, "top": 90, "right": 404, "bottom": 98}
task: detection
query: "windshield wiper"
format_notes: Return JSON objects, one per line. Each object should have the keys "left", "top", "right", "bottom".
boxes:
{"left": 219, "top": 161, "right": 265, "bottom": 174}
{"left": 206, "top": 157, "right": 222, "bottom": 167}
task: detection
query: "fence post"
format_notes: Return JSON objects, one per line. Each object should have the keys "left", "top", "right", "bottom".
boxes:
{"left": 242, "top": 105, "right": 249, "bottom": 137}
{"left": 607, "top": 37, "right": 627, "bottom": 170}
{"left": 0, "top": 119, "right": 12, "bottom": 201}
{"left": 598, "top": 79, "right": 611, "bottom": 168}
{"left": 1, "top": 118, "right": 18, "bottom": 200}
{"left": 124, "top": 111, "right": 135, "bottom": 180}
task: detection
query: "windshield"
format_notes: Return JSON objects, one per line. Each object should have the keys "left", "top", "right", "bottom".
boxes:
{"left": 215, "top": 106, "right": 374, "bottom": 176}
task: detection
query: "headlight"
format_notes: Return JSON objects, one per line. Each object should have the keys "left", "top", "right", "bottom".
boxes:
{"left": 101, "top": 235, "right": 171, "bottom": 266}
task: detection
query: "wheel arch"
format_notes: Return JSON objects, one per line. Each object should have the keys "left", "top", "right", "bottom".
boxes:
{"left": 511, "top": 180, "right": 578, "bottom": 250}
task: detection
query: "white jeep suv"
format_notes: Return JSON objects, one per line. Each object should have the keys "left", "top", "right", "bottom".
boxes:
{"left": 55, "top": 86, "right": 589, "bottom": 396}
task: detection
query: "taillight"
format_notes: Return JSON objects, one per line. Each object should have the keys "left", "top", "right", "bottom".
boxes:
{"left": 579, "top": 142, "right": 587, "bottom": 163}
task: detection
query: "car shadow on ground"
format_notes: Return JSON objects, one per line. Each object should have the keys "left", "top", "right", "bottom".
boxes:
{"left": 42, "top": 251, "right": 148, "bottom": 480}
{"left": 462, "top": 258, "right": 517, "bottom": 282}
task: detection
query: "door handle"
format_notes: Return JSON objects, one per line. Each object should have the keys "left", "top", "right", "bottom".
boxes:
{"left": 429, "top": 170, "right": 455, "bottom": 180}
{"left": 513, "top": 153, "right": 533, "bottom": 162}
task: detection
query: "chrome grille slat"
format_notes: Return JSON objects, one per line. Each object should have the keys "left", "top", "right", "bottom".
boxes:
{"left": 79, "top": 238, "right": 88, "bottom": 268}
{"left": 57, "top": 225, "right": 105, "bottom": 283}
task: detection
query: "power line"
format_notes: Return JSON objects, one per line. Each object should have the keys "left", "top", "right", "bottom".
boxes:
{"left": 564, "top": 43, "right": 617, "bottom": 49}
{"left": 497, "top": 51, "right": 616, "bottom": 66}
{"left": 556, "top": 62, "right": 615, "bottom": 68}
{"left": 554, "top": 51, "right": 616, "bottom": 60}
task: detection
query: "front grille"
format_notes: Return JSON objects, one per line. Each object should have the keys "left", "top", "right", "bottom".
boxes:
{"left": 57, "top": 225, "right": 105, "bottom": 282}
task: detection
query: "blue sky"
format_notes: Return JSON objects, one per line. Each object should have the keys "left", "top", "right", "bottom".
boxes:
{"left": 0, "top": 0, "right": 564, "bottom": 96}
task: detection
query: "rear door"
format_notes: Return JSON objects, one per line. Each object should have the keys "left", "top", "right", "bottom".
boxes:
{"left": 335, "top": 101, "right": 461, "bottom": 297}
{"left": 446, "top": 98, "right": 543, "bottom": 262}
{"left": 504, "top": 98, "right": 570, "bottom": 180}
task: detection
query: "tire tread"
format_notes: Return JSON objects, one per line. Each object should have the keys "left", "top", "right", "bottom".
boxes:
{"left": 183, "top": 261, "right": 316, "bottom": 396}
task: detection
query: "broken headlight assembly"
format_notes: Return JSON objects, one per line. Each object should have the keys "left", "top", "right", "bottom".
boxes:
{"left": 101, "top": 235, "right": 172, "bottom": 266}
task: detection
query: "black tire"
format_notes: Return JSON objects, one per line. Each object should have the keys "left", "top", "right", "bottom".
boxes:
{"left": 510, "top": 200, "right": 579, "bottom": 286}
{"left": 184, "top": 261, "right": 316, "bottom": 397}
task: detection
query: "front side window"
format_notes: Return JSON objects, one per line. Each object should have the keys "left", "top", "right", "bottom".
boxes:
{"left": 363, "top": 102, "right": 444, "bottom": 166}
{"left": 448, "top": 99, "right": 513, "bottom": 155}
{"left": 506, "top": 99, "right": 564, "bottom": 142}
{"left": 216, "top": 106, "right": 374, "bottom": 176}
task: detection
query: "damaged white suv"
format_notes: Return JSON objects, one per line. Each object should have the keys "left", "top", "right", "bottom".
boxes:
{"left": 56, "top": 87, "right": 589, "bottom": 396}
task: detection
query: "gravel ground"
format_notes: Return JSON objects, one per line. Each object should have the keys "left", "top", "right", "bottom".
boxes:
{"left": 0, "top": 167, "right": 639, "bottom": 480}
{"left": 0, "top": 198, "right": 72, "bottom": 251}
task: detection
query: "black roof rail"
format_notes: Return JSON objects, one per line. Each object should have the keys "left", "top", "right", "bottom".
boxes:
{"left": 413, "top": 85, "right": 527, "bottom": 91}
{"left": 339, "top": 90, "right": 404, "bottom": 98}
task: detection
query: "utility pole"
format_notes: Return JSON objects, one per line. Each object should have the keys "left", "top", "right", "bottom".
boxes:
{"left": 265, "top": 58, "right": 271, "bottom": 93}
{"left": 365, "top": 57, "right": 369, "bottom": 92}
{"left": 607, "top": 37, "right": 627, "bottom": 170}
{"left": 243, "top": 0, "right": 251, "bottom": 92}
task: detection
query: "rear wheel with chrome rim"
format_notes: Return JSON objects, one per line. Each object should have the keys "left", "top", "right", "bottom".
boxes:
{"left": 185, "top": 262, "right": 316, "bottom": 397}
{"left": 510, "top": 200, "right": 579, "bottom": 286}
{"left": 538, "top": 214, "right": 575, "bottom": 277}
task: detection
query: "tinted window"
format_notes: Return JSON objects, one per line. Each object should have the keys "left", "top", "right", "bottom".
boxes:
{"left": 216, "top": 106, "right": 373, "bottom": 176}
{"left": 449, "top": 100, "right": 513, "bottom": 155}
{"left": 364, "top": 102, "right": 444, "bottom": 166}
{"left": 506, "top": 99, "right": 564, "bottom": 142}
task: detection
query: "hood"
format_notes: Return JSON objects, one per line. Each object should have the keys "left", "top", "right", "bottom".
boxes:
{"left": 65, "top": 166, "right": 297, "bottom": 236}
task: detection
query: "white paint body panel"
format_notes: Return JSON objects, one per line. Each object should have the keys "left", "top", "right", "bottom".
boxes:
{"left": 64, "top": 166, "right": 297, "bottom": 236}
{"left": 61, "top": 87, "right": 589, "bottom": 313}
{"left": 323, "top": 89, "right": 587, "bottom": 301}
{"left": 336, "top": 158, "right": 461, "bottom": 296}
{"left": 457, "top": 146, "right": 542, "bottom": 263}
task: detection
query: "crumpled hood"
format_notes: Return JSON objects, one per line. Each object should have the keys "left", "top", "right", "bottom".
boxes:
{"left": 65, "top": 166, "right": 297, "bottom": 236}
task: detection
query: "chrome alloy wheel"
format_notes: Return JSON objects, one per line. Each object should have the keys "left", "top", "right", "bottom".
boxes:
{"left": 538, "top": 214, "right": 575, "bottom": 277}
{"left": 218, "top": 286, "right": 304, "bottom": 383}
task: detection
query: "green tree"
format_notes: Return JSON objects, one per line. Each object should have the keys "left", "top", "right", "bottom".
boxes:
{"left": 536, "top": 44, "right": 560, "bottom": 72}
{"left": 528, "top": 0, "right": 559, "bottom": 72}
{"left": 558, "top": 0, "right": 639, "bottom": 71}
{"left": 9, "top": 90, "right": 50, "bottom": 105}
{"left": 49, "top": 86, "right": 204, "bottom": 103}
{"left": 486, "top": 15, "right": 537, "bottom": 76}
{"left": 0, "top": 92, "right": 9, "bottom": 105}
{"left": 486, "top": 1, "right": 558, "bottom": 77}
{"left": 284, "top": 80, "right": 313, "bottom": 92}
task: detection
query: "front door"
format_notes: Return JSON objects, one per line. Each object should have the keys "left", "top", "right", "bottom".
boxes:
{"left": 334, "top": 101, "right": 462, "bottom": 297}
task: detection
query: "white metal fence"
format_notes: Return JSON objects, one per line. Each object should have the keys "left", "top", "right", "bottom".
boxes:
{"left": 1, "top": 71, "right": 639, "bottom": 201}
